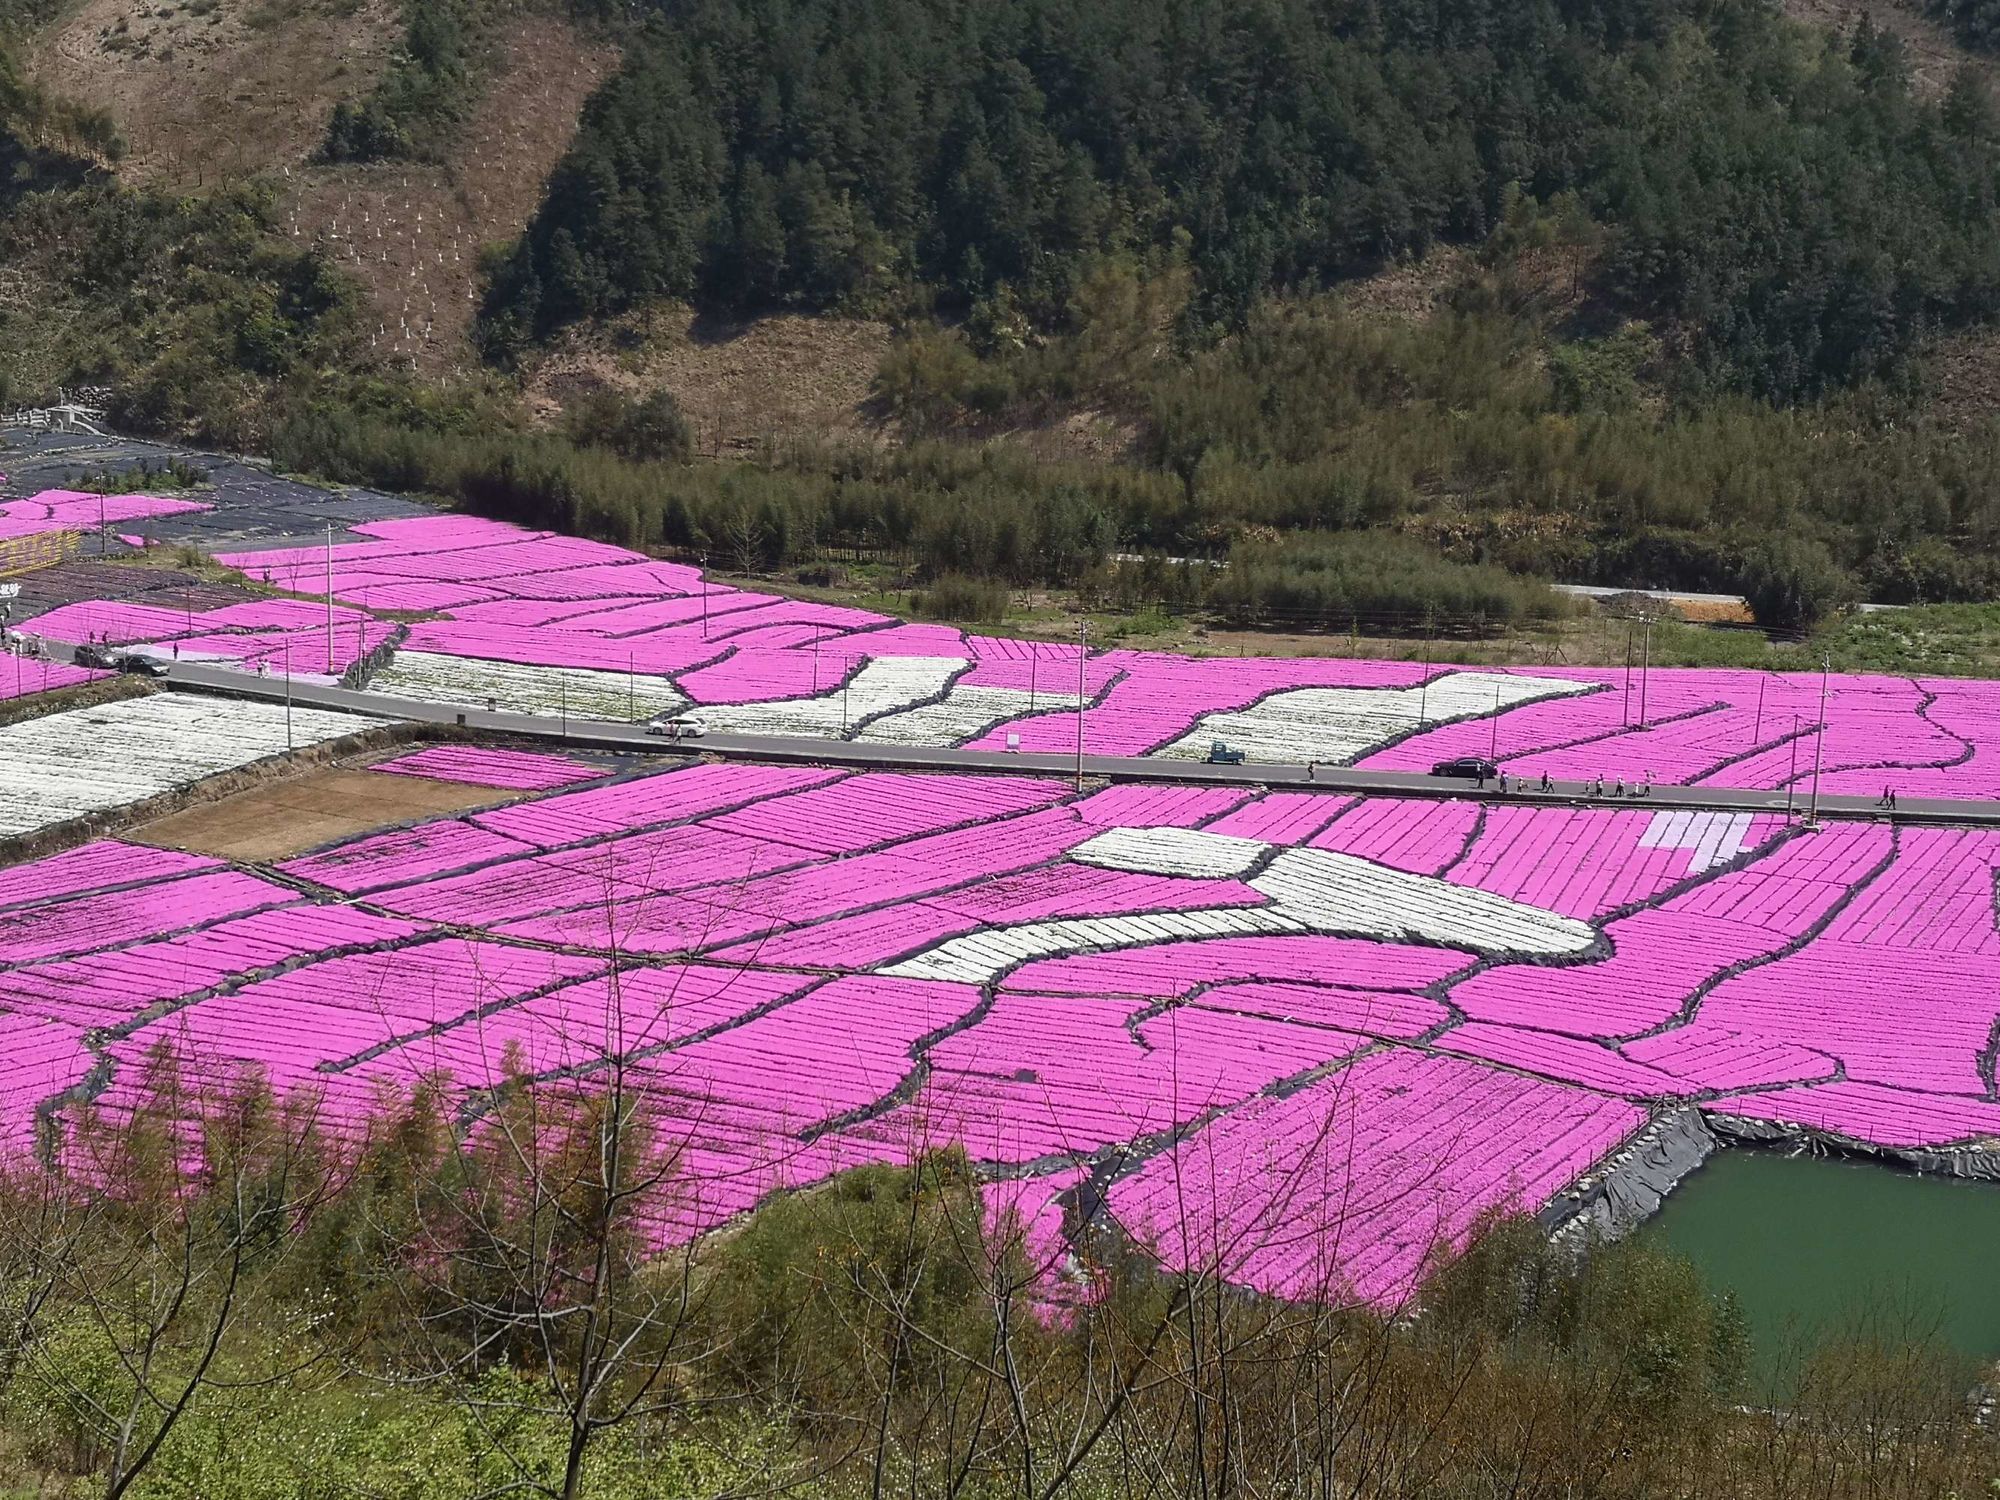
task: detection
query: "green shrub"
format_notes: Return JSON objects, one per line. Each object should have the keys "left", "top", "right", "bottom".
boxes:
{"left": 1212, "top": 532, "right": 1569, "bottom": 631}
{"left": 320, "top": 0, "right": 473, "bottom": 164}
{"left": 912, "top": 574, "right": 1008, "bottom": 622}
{"left": 1740, "top": 536, "right": 1859, "bottom": 634}
{"left": 563, "top": 387, "right": 693, "bottom": 464}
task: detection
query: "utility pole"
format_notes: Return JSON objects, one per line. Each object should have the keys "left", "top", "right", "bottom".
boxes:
{"left": 1808, "top": 654, "right": 1830, "bottom": 826}
{"left": 98, "top": 492, "right": 105, "bottom": 557}
{"left": 324, "top": 524, "right": 335, "bottom": 675}
{"left": 1639, "top": 617, "right": 1653, "bottom": 728}
{"left": 842, "top": 660, "right": 851, "bottom": 736}
{"left": 561, "top": 676, "right": 568, "bottom": 740}
{"left": 1074, "top": 620, "right": 1088, "bottom": 792}
{"left": 1785, "top": 715, "right": 1800, "bottom": 819}
{"left": 1028, "top": 640, "right": 1038, "bottom": 715}
{"left": 1418, "top": 633, "right": 1430, "bottom": 729}
{"left": 1753, "top": 675, "right": 1765, "bottom": 745}
{"left": 701, "top": 555, "right": 711, "bottom": 640}
{"left": 628, "top": 651, "right": 635, "bottom": 721}
{"left": 1490, "top": 677, "right": 1502, "bottom": 761}
{"left": 1623, "top": 622, "right": 1633, "bottom": 727}
{"left": 283, "top": 638, "right": 293, "bottom": 755}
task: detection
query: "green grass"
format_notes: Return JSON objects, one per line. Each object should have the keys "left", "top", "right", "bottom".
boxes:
{"left": 1626, "top": 605, "right": 2000, "bottom": 678}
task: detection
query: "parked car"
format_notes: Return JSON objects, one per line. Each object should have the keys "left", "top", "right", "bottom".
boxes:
{"left": 646, "top": 713, "right": 709, "bottom": 741}
{"left": 1430, "top": 756, "right": 1498, "bottom": 780}
{"left": 1205, "top": 739, "right": 1246, "bottom": 765}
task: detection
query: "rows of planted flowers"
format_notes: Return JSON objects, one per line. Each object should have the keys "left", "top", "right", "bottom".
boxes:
{"left": 1, "top": 759, "right": 1997, "bottom": 1301}
{"left": 12, "top": 500, "right": 2000, "bottom": 794}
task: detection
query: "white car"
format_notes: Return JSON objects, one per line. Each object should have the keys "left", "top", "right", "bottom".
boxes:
{"left": 646, "top": 713, "right": 709, "bottom": 741}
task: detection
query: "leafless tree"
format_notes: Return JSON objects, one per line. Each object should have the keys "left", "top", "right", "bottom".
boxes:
{"left": 365, "top": 836, "right": 807, "bottom": 1500}
{"left": 0, "top": 1044, "right": 342, "bottom": 1500}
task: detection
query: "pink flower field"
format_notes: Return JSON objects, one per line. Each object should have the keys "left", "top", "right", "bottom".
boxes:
{"left": 2, "top": 761, "right": 1996, "bottom": 1305}
{"left": 5, "top": 498, "right": 1997, "bottom": 790}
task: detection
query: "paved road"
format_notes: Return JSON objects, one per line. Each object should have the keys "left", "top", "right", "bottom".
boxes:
{"left": 118, "top": 654, "right": 1982, "bottom": 827}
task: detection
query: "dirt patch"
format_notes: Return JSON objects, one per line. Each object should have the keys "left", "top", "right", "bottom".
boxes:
{"left": 131, "top": 765, "right": 508, "bottom": 859}
{"left": 286, "top": 13, "right": 617, "bottom": 374}
{"left": 527, "top": 311, "right": 1148, "bottom": 462}
{"left": 1674, "top": 598, "right": 1756, "bottom": 626}
{"left": 526, "top": 306, "right": 894, "bottom": 455}
{"left": 1921, "top": 325, "right": 2000, "bottom": 429}
{"left": 1780, "top": 0, "right": 1990, "bottom": 98}
{"left": 989, "top": 407, "right": 1146, "bottom": 465}
{"left": 1339, "top": 246, "right": 1476, "bottom": 324}
{"left": 31, "top": 0, "right": 401, "bottom": 187}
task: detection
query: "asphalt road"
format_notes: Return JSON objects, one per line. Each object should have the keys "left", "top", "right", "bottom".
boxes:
{"left": 120, "top": 654, "right": 1984, "bottom": 827}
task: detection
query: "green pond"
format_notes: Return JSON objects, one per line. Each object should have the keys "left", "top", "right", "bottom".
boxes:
{"left": 1648, "top": 1148, "right": 2000, "bottom": 1373}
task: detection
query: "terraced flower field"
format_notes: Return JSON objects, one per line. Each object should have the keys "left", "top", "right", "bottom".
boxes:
{"left": 2, "top": 501, "right": 1994, "bottom": 796}
{"left": 4, "top": 756, "right": 1995, "bottom": 1304}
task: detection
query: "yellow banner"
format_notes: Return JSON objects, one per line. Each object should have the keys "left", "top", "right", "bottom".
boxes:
{"left": 0, "top": 529, "right": 80, "bottom": 578}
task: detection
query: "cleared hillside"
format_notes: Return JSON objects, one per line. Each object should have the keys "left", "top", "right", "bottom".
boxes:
{"left": 30, "top": 0, "right": 401, "bottom": 185}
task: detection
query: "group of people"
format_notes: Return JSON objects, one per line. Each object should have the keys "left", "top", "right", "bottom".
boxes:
{"left": 1301, "top": 753, "right": 1902, "bottom": 815}
{"left": 1300, "top": 760, "right": 1656, "bottom": 799}
{"left": 1494, "top": 769, "right": 1652, "bottom": 799}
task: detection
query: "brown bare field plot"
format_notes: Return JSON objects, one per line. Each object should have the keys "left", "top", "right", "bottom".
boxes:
{"left": 133, "top": 766, "right": 508, "bottom": 860}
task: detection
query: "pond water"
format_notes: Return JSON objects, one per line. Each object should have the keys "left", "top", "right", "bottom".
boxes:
{"left": 1647, "top": 1148, "right": 2000, "bottom": 1375}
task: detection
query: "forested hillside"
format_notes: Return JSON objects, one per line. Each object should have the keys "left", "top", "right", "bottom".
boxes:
{"left": 488, "top": 0, "right": 2000, "bottom": 403}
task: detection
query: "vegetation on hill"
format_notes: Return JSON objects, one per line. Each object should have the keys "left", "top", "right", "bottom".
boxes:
{"left": 0, "top": 20, "right": 361, "bottom": 438}
{"left": 1929, "top": 0, "right": 2000, "bottom": 51}
{"left": 272, "top": 251, "right": 2000, "bottom": 631}
{"left": 0, "top": 180, "right": 360, "bottom": 441}
{"left": 486, "top": 0, "right": 2000, "bottom": 406}
{"left": 0, "top": 15, "right": 117, "bottom": 177}
{"left": 321, "top": 0, "right": 478, "bottom": 163}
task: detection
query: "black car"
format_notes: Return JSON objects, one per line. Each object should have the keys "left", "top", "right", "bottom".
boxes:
{"left": 116, "top": 653, "right": 170, "bottom": 678}
{"left": 1430, "top": 757, "right": 1498, "bottom": 780}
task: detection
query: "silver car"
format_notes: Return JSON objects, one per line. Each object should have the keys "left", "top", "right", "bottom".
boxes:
{"left": 646, "top": 713, "right": 709, "bottom": 741}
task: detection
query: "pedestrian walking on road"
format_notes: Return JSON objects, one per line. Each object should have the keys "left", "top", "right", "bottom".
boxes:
{"left": 1306, "top": 761, "right": 1316, "bottom": 783}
